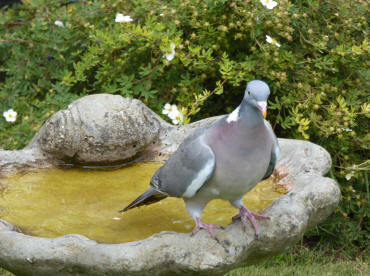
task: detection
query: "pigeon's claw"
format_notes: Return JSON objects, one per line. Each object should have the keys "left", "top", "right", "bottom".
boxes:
{"left": 191, "top": 217, "right": 222, "bottom": 239}
{"left": 233, "top": 206, "right": 269, "bottom": 238}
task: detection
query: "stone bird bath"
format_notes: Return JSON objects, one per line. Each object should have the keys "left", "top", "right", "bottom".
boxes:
{"left": 0, "top": 94, "right": 340, "bottom": 276}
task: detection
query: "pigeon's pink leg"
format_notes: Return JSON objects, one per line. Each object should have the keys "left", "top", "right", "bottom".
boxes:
{"left": 191, "top": 217, "right": 222, "bottom": 239}
{"left": 232, "top": 206, "right": 269, "bottom": 238}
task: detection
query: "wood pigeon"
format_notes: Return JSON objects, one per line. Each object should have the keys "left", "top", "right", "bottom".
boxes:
{"left": 120, "top": 80, "right": 279, "bottom": 239}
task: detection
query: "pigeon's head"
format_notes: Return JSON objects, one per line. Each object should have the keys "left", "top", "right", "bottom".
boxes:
{"left": 243, "top": 80, "right": 270, "bottom": 118}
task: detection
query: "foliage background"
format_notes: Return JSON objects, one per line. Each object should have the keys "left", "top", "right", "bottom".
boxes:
{"left": 0, "top": 0, "right": 369, "bottom": 256}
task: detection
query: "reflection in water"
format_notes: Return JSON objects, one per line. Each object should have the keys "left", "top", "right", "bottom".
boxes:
{"left": 0, "top": 162, "right": 284, "bottom": 244}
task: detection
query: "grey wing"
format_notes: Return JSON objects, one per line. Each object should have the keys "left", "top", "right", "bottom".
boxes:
{"left": 150, "top": 133, "right": 215, "bottom": 198}
{"left": 261, "top": 120, "right": 280, "bottom": 180}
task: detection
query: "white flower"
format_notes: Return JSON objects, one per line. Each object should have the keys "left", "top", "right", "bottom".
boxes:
{"left": 162, "top": 103, "right": 179, "bottom": 118}
{"left": 3, "top": 109, "right": 17, "bottom": 122}
{"left": 115, "top": 14, "right": 133, "bottom": 23}
{"left": 260, "top": 0, "right": 278, "bottom": 10}
{"left": 266, "top": 35, "right": 281, "bottom": 47}
{"left": 171, "top": 110, "right": 184, "bottom": 125}
{"left": 168, "top": 108, "right": 180, "bottom": 120}
{"left": 341, "top": 127, "right": 353, "bottom": 132}
{"left": 159, "top": 13, "right": 164, "bottom": 16}
{"left": 162, "top": 103, "right": 183, "bottom": 124}
{"left": 54, "top": 20, "right": 64, "bottom": 27}
{"left": 162, "top": 103, "right": 171, "bottom": 114}
{"left": 162, "top": 43, "right": 176, "bottom": 61}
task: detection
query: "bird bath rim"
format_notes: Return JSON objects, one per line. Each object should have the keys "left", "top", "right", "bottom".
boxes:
{"left": 0, "top": 139, "right": 339, "bottom": 276}
{"left": 0, "top": 95, "right": 339, "bottom": 276}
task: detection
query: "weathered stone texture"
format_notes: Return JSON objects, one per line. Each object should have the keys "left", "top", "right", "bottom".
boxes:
{"left": 26, "top": 94, "right": 169, "bottom": 165}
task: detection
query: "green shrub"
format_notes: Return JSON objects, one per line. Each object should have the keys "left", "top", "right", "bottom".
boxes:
{"left": 0, "top": 0, "right": 368, "bottom": 254}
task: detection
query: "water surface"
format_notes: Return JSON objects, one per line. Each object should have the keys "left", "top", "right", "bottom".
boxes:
{"left": 0, "top": 162, "right": 283, "bottom": 243}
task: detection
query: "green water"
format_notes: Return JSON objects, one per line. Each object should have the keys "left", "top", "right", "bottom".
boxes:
{"left": 0, "top": 162, "right": 283, "bottom": 243}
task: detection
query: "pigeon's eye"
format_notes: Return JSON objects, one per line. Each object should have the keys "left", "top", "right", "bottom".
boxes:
{"left": 248, "top": 90, "right": 251, "bottom": 96}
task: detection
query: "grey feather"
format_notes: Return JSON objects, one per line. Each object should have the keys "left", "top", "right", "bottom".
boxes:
{"left": 261, "top": 120, "right": 279, "bottom": 180}
{"left": 151, "top": 130, "right": 216, "bottom": 197}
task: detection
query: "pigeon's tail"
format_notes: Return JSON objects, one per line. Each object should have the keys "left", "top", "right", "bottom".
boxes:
{"left": 119, "top": 187, "right": 167, "bottom": 213}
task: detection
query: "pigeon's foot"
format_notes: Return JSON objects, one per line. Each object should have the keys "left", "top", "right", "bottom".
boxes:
{"left": 232, "top": 206, "right": 269, "bottom": 239}
{"left": 191, "top": 217, "right": 222, "bottom": 239}
{"left": 273, "top": 164, "right": 289, "bottom": 182}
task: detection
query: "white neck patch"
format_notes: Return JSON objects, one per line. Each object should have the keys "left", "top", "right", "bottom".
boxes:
{"left": 226, "top": 106, "right": 240, "bottom": 123}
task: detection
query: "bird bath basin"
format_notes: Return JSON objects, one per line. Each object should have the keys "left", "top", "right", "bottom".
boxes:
{"left": 0, "top": 163, "right": 282, "bottom": 244}
{"left": 0, "top": 94, "right": 340, "bottom": 276}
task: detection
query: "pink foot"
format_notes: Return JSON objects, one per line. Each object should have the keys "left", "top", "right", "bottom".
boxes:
{"left": 232, "top": 206, "right": 269, "bottom": 239}
{"left": 191, "top": 217, "right": 222, "bottom": 239}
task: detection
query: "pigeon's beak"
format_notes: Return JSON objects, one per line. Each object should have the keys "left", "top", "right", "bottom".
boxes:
{"left": 257, "top": 101, "right": 267, "bottom": 118}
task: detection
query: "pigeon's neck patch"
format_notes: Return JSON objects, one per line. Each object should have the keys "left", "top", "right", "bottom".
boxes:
{"left": 226, "top": 106, "right": 240, "bottom": 123}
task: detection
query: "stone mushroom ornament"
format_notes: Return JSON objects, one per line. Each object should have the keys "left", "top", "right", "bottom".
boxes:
{"left": 120, "top": 80, "right": 279, "bottom": 239}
